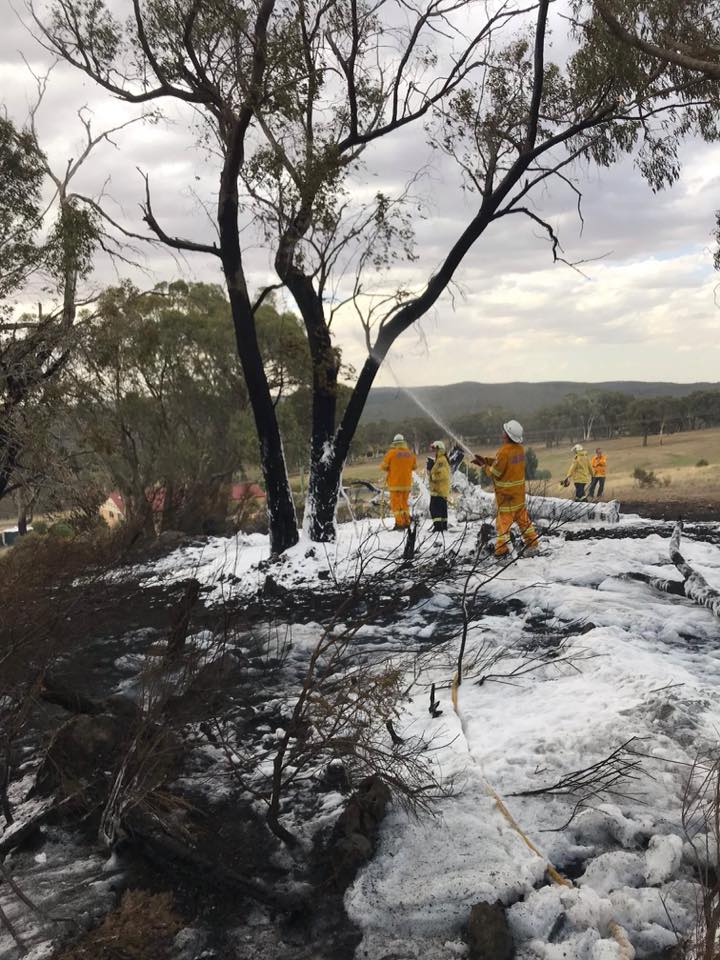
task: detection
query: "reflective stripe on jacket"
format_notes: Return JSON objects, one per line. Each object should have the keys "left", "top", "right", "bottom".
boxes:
{"left": 484, "top": 441, "right": 526, "bottom": 513}
{"left": 429, "top": 453, "right": 451, "bottom": 498}
{"left": 567, "top": 451, "right": 592, "bottom": 484}
{"left": 381, "top": 442, "right": 417, "bottom": 492}
{"left": 591, "top": 454, "right": 607, "bottom": 477}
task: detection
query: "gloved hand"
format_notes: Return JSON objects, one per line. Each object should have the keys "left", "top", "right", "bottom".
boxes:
{"left": 426, "top": 457, "right": 434, "bottom": 471}
{"left": 560, "top": 478, "right": 570, "bottom": 488}
{"left": 472, "top": 455, "right": 488, "bottom": 467}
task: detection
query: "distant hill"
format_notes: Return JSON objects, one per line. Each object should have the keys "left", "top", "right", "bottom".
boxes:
{"left": 360, "top": 381, "right": 720, "bottom": 423}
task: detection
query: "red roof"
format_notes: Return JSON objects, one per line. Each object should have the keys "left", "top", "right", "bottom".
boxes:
{"left": 104, "top": 483, "right": 265, "bottom": 514}
{"left": 231, "top": 482, "right": 265, "bottom": 500}
{"left": 107, "top": 491, "right": 126, "bottom": 514}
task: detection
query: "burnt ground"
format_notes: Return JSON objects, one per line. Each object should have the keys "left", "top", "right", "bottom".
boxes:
{"left": 3, "top": 537, "right": 492, "bottom": 960}
{"left": 2, "top": 511, "right": 718, "bottom": 960}
{"left": 621, "top": 498, "right": 720, "bottom": 523}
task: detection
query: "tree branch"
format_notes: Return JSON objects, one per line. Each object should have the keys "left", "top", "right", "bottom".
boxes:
{"left": 594, "top": 0, "right": 720, "bottom": 80}
{"left": 140, "top": 171, "right": 221, "bottom": 257}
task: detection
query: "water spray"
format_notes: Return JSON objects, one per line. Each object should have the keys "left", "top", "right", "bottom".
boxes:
{"left": 384, "top": 359, "right": 475, "bottom": 457}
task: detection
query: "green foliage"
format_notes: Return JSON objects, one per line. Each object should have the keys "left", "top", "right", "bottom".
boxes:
{"left": 31, "top": 520, "right": 48, "bottom": 534}
{"left": 697, "top": 459, "right": 710, "bottom": 467}
{"left": 570, "top": 0, "right": 720, "bottom": 191}
{"left": 0, "top": 116, "right": 45, "bottom": 298}
{"left": 534, "top": 468, "right": 552, "bottom": 480}
{"left": 48, "top": 520, "right": 75, "bottom": 538}
{"left": 45, "top": 198, "right": 100, "bottom": 283}
{"left": 68, "top": 280, "right": 311, "bottom": 529}
{"left": 0, "top": 120, "right": 99, "bottom": 299}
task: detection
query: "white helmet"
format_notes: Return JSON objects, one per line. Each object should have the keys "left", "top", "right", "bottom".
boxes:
{"left": 572, "top": 443, "right": 584, "bottom": 452}
{"left": 503, "top": 419, "right": 523, "bottom": 443}
{"left": 431, "top": 440, "right": 446, "bottom": 452}
{"left": 393, "top": 433, "right": 405, "bottom": 443}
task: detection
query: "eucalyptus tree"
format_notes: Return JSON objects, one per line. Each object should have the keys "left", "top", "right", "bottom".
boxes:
{"left": 32, "top": 0, "right": 720, "bottom": 550}
{"left": 1, "top": 69, "right": 137, "bottom": 505}
{"left": 592, "top": 0, "right": 720, "bottom": 266}
{"left": 0, "top": 108, "right": 101, "bottom": 502}
{"left": 69, "top": 280, "right": 310, "bottom": 532}
{"left": 594, "top": 1, "right": 720, "bottom": 81}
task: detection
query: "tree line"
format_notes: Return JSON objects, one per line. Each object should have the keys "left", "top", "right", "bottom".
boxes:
{"left": 356, "top": 388, "right": 720, "bottom": 455}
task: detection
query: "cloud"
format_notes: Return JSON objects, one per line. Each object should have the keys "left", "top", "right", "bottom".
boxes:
{"left": 2, "top": 3, "right": 719, "bottom": 389}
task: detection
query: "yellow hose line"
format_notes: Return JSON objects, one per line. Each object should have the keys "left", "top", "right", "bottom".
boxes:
{"left": 608, "top": 921, "right": 635, "bottom": 960}
{"left": 449, "top": 673, "right": 634, "bottom": 949}
{"left": 450, "top": 671, "right": 571, "bottom": 887}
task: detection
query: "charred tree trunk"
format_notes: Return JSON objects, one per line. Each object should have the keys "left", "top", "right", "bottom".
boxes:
{"left": 305, "top": 357, "right": 342, "bottom": 542}
{"left": 281, "top": 271, "right": 341, "bottom": 542}
{"left": 226, "top": 282, "right": 299, "bottom": 554}
{"left": 218, "top": 135, "right": 298, "bottom": 555}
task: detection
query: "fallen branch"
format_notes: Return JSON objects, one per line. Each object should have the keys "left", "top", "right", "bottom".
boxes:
{"left": 619, "top": 523, "right": 720, "bottom": 620}
{"left": 0, "top": 797, "right": 60, "bottom": 857}
{"left": 670, "top": 522, "right": 720, "bottom": 619}
{"left": 623, "top": 572, "right": 686, "bottom": 597}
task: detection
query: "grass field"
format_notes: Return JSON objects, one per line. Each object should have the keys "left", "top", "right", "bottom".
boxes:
{"left": 331, "top": 426, "right": 720, "bottom": 506}
{"left": 4, "top": 428, "right": 716, "bottom": 542}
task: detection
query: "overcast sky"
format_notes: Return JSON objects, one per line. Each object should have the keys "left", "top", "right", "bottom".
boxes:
{"left": 2, "top": 2, "right": 719, "bottom": 389}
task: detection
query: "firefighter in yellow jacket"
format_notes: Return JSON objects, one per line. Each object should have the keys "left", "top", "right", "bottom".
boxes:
{"left": 472, "top": 420, "right": 539, "bottom": 557}
{"left": 563, "top": 444, "right": 592, "bottom": 500}
{"left": 427, "top": 440, "right": 450, "bottom": 532}
{"left": 380, "top": 434, "right": 417, "bottom": 530}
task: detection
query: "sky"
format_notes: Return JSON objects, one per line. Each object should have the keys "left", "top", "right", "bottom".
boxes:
{"left": 2, "top": 1, "right": 720, "bottom": 389}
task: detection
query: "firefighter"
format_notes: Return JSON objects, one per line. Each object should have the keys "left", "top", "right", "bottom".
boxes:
{"left": 472, "top": 420, "right": 539, "bottom": 557}
{"left": 589, "top": 447, "right": 607, "bottom": 499}
{"left": 562, "top": 444, "right": 592, "bottom": 500}
{"left": 380, "top": 433, "right": 417, "bottom": 530}
{"left": 427, "top": 440, "right": 450, "bottom": 532}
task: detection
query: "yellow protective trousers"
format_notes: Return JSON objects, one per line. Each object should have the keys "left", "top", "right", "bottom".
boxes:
{"left": 495, "top": 506, "right": 539, "bottom": 556}
{"left": 390, "top": 490, "right": 411, "bottom": 528}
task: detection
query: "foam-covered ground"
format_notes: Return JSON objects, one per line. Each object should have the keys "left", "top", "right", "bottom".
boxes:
{"left": 129, "top": 511, "right": 720, "bottom": 958}
{"left": 5, "top": 511, "right": 719, "bottom": 959}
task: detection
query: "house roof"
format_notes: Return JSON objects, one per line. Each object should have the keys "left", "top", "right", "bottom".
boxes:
{"left": 103, "top": 483, "right": 266, "bottom": 514}
{"left": 231, "top": 482, "right": 265, "bottom": 500}
{"left": 107, "top": 491, "right": 126, "bottom": 514}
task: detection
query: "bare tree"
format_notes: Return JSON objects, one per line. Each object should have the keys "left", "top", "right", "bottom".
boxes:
{"left": 30, "top": 0, "right": 720, "bottom": 550}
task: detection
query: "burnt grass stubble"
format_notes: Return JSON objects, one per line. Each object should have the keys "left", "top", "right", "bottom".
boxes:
{"left": 2, "top": 514, "right": 716, "bottom": 958}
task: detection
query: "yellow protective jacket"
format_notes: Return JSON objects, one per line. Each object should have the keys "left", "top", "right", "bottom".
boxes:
{"left": 429, "top": 453, "right": 451, "bottom": 498}
{"left": 591, "top": 453, "right": 607, "bottom": 477}
{"left": 381, "top": 442, "right": 417, "bottom": 492}
{"left": 483, "top": 441, "right": 526, "bottom": 513}
{"left": 567, "top": 450, "right": 592, "bottom": 484}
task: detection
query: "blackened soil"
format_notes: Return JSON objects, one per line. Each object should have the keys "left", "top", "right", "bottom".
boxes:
{"left": 621, "top": 499, "right": 720, "bottom": 523}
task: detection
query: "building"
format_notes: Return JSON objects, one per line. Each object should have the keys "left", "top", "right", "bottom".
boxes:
{"left": 98, "top": 491, "right": 126, "bottom": 528}
{"left": 98, "top": 483, "right": 265, "bottom": 529}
